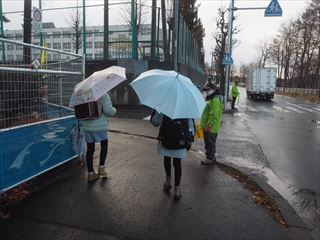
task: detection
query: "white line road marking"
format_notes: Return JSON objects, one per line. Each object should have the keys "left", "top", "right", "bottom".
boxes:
{"left": 273, "top": 106, "right": 290, "bottom": 112}
{"left": 285, "top": 106, "right": 305, "bottom": 113}
{"left": 143, "top": 115, "right": 151, "bottom": 120}
{"left": 282, "top": 101, "right": 315, "bottom": 113}
{"left": 246, "top": 106, "right": 258, "bottom": 112}
{"left": 313, "top": 108, "right": 320, "bottom": 112}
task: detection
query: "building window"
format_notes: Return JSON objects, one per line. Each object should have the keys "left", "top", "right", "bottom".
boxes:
{"left": 46, "top": 43, "right": 51, "bottom": 48}
{"left": 63, "top": 42, "right": 71, "bottom": 50}
{"left": 15, "top": 34, "right": 23, "bottom": 40}
{"left": 95, "top": 42, "right": 104, "bottom": 48}
{"left": 63, "top": 31, "right": 71, "bottom": 37}
{"left": 53, "top": 43, "right": 61, "bottom": 49}
{"left": 86, "top": 42, "right": 93, "bottom": 49}
{"left": 6, "top": 34, "right": 14, "bottom": 39}
{"left": 8, "top": 55, "right": 14, "bottom": 61}
{"left": 141, "top": 27, "right": 151, "bottom": 36}
{"left": 53, "top": 54, "right": 60, "bottom": 60}
{"left": 7, "top": 44, "right": 14, "bottom": 51}
{"left": 53, "top": 32, "right": 61, "bottom": 38}
{"left": 16, "top": 45, "right": 23, "bottom": 50}
{"left": 95, "top": 52, "right": 103, "bottom": 59}
{"left": 86, "top": 53, "right": 93, "bottom": 59}
{"left": 87, "top": 30, "right": 93, "bottom": 37}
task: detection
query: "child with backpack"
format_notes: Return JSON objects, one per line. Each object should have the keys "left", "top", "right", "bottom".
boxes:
{"left": 80, "top": 93, "right": 117, "bottom": 182}
{"left": 151, "top": 110, "right": 195, "bottom": 201}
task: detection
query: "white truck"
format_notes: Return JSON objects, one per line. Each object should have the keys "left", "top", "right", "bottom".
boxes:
{"left": 246, "top": 67, "right": 277, "bottom": 100}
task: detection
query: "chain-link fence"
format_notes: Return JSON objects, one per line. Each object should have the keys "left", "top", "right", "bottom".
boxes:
{"left": 0, "top": 38, "right": 84, "bottom": 129}
{"left": 0, "top": 38, "right": 84, "bottom": 192}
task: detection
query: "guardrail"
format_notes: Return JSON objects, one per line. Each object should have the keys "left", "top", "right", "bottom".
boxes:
{"left": 276, "top": 87, "right": 320, "bottom": 96}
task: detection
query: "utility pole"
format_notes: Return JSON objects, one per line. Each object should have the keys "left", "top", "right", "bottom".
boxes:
{"left": 103, "top": 0, "right": 109, "bottom": 59}
{"left": 23, "top": 0, "right": 32, "bottom": 64}
{"left": 82, "top": 0, "right": 86, "bottom": 57}
{"left": 161, "top": 0, "right": 169, "bottom": 62}
{"left": 173, "top": 0, "right": 179, "bottom": 71}
{"left": 224, "top": 0, "right": 234, "bottom": 108}
{"left": 131, "top": 0, "right": 137, "bottom": 59}
{"left": 39, "top": 0, "right": 43, "bottom": 47}
{"left": 151, "top": 0, "right": 156, "bottom": 60}
{"left": 0, "top": 0, "right": 6, "bottom": 61}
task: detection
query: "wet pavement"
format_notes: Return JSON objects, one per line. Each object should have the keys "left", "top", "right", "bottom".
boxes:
{"left": 0, "top": 115, "right": 312, "bottom": 240}
{"left": 224, "top": 88, "right": 320, "bottom": 239}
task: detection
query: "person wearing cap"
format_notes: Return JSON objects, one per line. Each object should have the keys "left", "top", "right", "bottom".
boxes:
{"left": 200, "top": 83, "right": 223, "bottom": 164}
{"left": 231, "top": 81, "right": 240, "bottom": 110}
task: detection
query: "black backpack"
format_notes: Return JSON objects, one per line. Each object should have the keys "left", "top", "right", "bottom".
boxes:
{"left": 74, "top": 101, "right": 102, "bottom": 120}
{"left": 158, "top": 115, "right": 194, "bottom": 150}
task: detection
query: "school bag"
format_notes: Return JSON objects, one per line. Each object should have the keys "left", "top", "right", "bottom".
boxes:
{"left": 158, "top": 115, "right": 195, "bottom": 150}
{"left": 74, "top": 101, "right": 102, "bottom": 120}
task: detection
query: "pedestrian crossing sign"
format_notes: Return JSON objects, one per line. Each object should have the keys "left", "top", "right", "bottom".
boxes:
{"left": 222, "top": 53, "right": 233, "bottom": 65}
{"left": 265, "top": 0, "right": 282, "bottom": 17}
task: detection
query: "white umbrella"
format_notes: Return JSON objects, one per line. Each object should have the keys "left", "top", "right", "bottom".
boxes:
{"left": 130, "top": 69, "right": 205, "bottom": 119}
{"left": 70, "top": 66, "right": 126, "bottom": 107}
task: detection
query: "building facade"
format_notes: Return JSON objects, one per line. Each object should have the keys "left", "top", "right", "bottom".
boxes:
{"left": 4, "top": 23, "right": 163, "bottom": 62}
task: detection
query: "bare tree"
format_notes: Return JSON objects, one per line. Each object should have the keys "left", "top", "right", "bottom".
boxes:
{"left": 212, "top": 7, "right": 238, "bottom": 96}
{"left": 268, "top": 0, "right": 320, "bottom": 90}
{"left": 1, "top": 15, "right": 10, "bottom": 23}
{"left": 212, "top": 8, "right": 228, "bottom": 93}
{"left": 255, "top": 40, "right": 271, "bottom": 68}
{"left": 68, "top": 4, "right": 82, "bottom": 54}
{"left": 269, "top": 38, "right": 284, "bottom": 81}
{"left": 121, "top": 0, "right": 147, "bottom": 34}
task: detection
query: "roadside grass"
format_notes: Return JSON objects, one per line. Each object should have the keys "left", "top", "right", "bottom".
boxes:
{"left": 277, "top": 92, "right": 320, "bottom": 104}
{"left": 216, "top": 162, "right": 288, "bottom": 228}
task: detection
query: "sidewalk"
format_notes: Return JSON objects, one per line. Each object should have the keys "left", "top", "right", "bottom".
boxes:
{"left": 0, "top": 115, "right": 312, "bottom": 240}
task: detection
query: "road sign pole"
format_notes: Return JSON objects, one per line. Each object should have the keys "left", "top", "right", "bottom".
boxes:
{"left": 224, "top": 0, "right": 234, "bottom": 109}
{"left": 82, "top": 0, "right": 86, "bottom": 57}
{"left": 173, "top": 0, "right": 179, "bottom": 72}
{"left": 0, "top": 0, "right": 5, "bottom": 62}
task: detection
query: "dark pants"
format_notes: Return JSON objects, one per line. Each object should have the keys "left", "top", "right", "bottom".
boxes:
{"left": 164, "top": 156, "right": 182, "bottom": 186}
{"left": 231, "top": 97, "right": 237, "bottom": 109}
{"left": 86, "top": 139, "right": 108, "bottom": 172}
{"left": 203, "top": 132, "right": 218, "bottom": 160}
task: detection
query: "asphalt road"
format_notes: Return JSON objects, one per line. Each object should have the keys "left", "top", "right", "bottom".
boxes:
{"left": 234, "top": 87, "right": 320, "bottom": 237}
{"left": 114, "top": 90, "right": 320, "bottom": 238}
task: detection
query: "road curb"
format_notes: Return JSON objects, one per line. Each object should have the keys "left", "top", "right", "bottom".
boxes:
{"left": 217, "top": 161, "right": 313, "bottom": 240}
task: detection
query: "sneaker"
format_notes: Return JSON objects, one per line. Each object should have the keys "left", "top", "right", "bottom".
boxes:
{"left": 173, "top": 186, "right": 182, "bottom": 201}
{"left": 98, "top": 166, "right": 108, "bottom": 178}
{"left": 163, "top": 176, "right": 172, "bottom": 191}
{"left": 88, "top": 171, "right": 99, "bottom": 182}
{"left": 201, "top": 159, "right": 215, "bottom": 165}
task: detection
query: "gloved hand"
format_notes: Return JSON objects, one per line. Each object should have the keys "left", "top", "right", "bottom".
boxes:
{"left": 205, "top": 126, "right": 212, "bottom": 133}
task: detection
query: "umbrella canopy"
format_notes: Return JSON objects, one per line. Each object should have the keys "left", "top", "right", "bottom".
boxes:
{"left": 130, "top": 69, "right": 205, "bottom": 119}
{"left": 70, "top": 66, "right": 126, "bottom": 107}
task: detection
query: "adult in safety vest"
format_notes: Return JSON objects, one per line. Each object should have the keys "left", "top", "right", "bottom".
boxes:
{"left": 200, "top": 83, "right": 223, "bottom": 164}
{"left": 231, "top": 81, "right": 240, "bottom": 110}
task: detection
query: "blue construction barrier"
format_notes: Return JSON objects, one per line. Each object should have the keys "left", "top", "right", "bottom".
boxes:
{"left": 0, "top": 115, "right": 77, "bottom": 192}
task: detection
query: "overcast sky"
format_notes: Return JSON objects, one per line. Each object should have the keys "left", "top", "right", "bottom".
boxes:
{"left": 198, "top": 0, "right": 311, "bottom": 66}
{"left": 3, "top": 0, "right": 311, "bottom": 66}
